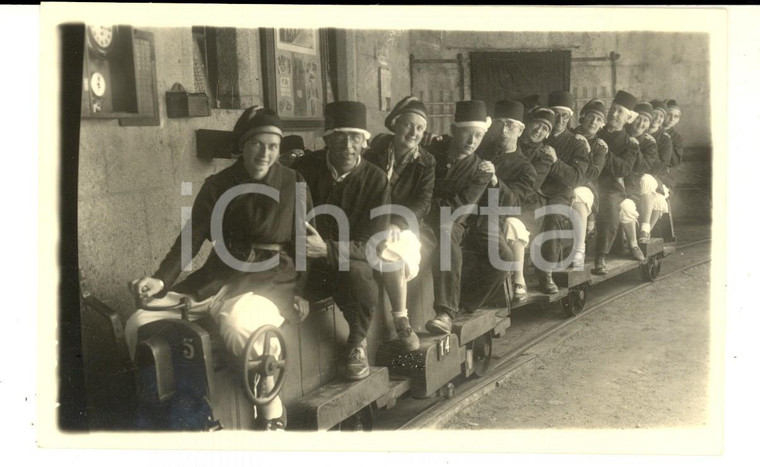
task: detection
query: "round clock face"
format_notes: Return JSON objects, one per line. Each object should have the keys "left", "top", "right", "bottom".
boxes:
{"left": 90, "top": 72, "right": 106, "bottom": 97}
{"left": 87, "top": 25, "right": 115, "bottom": 54}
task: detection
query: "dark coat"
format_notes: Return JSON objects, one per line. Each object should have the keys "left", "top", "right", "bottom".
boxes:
{"left": 597, "top": 127, "right": 641, "bottom": 195}
{"left": 477, "top": 145, "right": 537, "bottom": 209}
{"left": 153, "top": 159, "right": 311, "bottom": 305}
{"left": 543, "top": 130, "right": 591, "bottom": 203}
{"left": 424, "top": 135, "right": 492, "bottom": 232}
{"left": 291, "top": 149, "right": 390, "bottom": 267}
{"left": 363, "top": 133, "right": 436, "bottom": 230}
{"left": 570, "top": 127, "right": 608, "bottom": 214}
{"left": 666, "top": 127, "right": 684, "bottom": 168}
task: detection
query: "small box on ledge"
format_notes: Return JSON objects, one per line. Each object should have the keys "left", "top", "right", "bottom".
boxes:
{"left": 166, "top": 83, "right": 210, "bottom": 118}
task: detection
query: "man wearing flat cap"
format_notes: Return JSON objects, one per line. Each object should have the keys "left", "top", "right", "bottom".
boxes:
{"left": 127, "top": 106, "right": 313, "bottom": 430}
{"left": 291, "top": 101, "right": 391, "bottom": 380}
{"left": 569, "top": 99, "right": 610, "bottom": 267}
{"left": 364, "top": 96, "right": 437, "bottom": 351}
{"left": 594, "top": 90, "right": 646, "bottom": 274}
{"left": 424, "top": 100, "right": 495, "bottom": 335}
{"left": 475, "top": 99, "right": 537, "bottom": 302}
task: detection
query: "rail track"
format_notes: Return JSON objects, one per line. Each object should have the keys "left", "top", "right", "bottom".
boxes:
{"left": 372, "top": 237, "right": 712, "bottom": 430}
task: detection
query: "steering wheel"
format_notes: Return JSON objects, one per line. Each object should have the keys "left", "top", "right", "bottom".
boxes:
{"left": 241, "top": 325, "right": 288, "bottom": 406}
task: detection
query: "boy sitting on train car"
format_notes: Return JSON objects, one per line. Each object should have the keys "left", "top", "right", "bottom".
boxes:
{"left": 364, "top": 96, "right": 437, "bottom": 351}
{"left": 291, "top": 101, "right": 391, "bottom": 381}
{"left": 475, "top": 100, "right": 536, "bottom": 302}
{"left": 624, "top": 102, "right": 670, "bottom": 241}
{"left": 594, "top": 91, "right": 646, "bottom": 274}
{"left": 423, "top": 100, "right": 494, "bottom": 335}
{"left": 126, "top": 106, "right": 314, "bottom": 431}
{"left": 515, "top": 108, "right": 559, "bottom": 294}
{"left": 542, "top": 91, "right": 591, "bottom": 284}
{"left": 569, "top": 99, "right": 610, "bottom": 267}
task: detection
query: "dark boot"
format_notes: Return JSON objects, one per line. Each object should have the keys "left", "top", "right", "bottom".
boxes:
{"left": 594, "top": 254, "right": 608, "bottom": 275}
{"left": 425, "top": 311, "right": 453, "bottom": 335}
{"left": 538, "top": 271, "right": 558, "bottom": 294}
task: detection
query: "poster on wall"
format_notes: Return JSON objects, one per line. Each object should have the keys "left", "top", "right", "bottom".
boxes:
{"left": 263, "top": 28, "right": 326, "bottom": 128}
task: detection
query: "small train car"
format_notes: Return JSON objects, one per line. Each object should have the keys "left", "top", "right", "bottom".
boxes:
{"left": 80, "top": 228, "right": 674, "bottom": 431}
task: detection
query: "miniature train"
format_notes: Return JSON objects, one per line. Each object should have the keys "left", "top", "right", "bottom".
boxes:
{"left": 80, "top": 230, "right": 674, "bottom": 432}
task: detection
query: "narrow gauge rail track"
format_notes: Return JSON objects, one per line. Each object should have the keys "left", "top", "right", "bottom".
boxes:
{"left": 373, "top": 238, "right": 712, "bottom": 430}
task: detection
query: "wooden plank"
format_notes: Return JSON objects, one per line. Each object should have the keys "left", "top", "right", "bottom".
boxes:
{"left": 554, "top": 267, "right": 592, "bottom": 289}
{"left": 588, "top": 257, "right": 641, "bottom": 285}
{"left": 375, "top": 333, "right": 462, "bottom": 399}
{"left": 452, "top": 308, "right": 497, "bottom": 346}
{"left": 638, "top": 237, "right": 664, "bottom": 257}
{"left": 289, "top": 367, "right": 389, "bottom": 430}
{"left": 298, "top": 310, "right": 322, "bottom": 395}
{"left": 280, "top": 322, "right": 302, "bottom": 405}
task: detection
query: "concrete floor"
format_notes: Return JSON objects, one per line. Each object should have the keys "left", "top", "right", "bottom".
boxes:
{"left": 441, "top": 253, "right": 717, "bottom": 454}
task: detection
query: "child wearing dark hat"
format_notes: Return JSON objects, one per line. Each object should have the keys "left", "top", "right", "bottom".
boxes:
{"left": 570, "top": 99, "right": 610, "bottom": 265}
{"left": 474, "top": 99, "right": 537, "bottom": 302}
{"left": 515, "top": 107, "right": 561, "bottom": 291}
{"left": 127, "top": 106, "right": 313, "bottom": 431}
{"left": 424, "top": 100, "right": 499, "bottom": 335}
{"left": 291, "top": 101, "right": 391, "bottom": 380}
{"left": 540, "top": 90, "right": 592, "bottom": 283}
{"left": 625, "top": 102, "right": 670, "bottom": 242}
{"left": 594, "top": 90, "right": 647, "bottom": 273}
{"left": 364, "top": 96, "right": 438, "bottom": 351}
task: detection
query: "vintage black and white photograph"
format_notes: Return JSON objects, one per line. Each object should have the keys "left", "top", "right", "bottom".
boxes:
{"left": 27, "top": 2, "right": 750, "bottom": 461}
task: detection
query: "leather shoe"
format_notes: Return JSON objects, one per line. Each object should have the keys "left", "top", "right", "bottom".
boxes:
{"left": 344, "top": 345, "right": 369, "bottom": 381}
{"left": 594, "top": 254, "right": 607, "bottom": 275}
{"left": 538, "top": 272, "right": 559, "bottom": 294}
{"left": 631, "top": 245, "right": 646, "bottom": 262}
{"left": 394, "top": 316, "right": 420, "bottom": 351}
{"left": 425, "top": 312, "right": 452, "bottom": 335}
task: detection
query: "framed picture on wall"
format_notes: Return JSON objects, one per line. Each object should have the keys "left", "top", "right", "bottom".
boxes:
{"left": 260, "top": 28, "right": 330, "bottom": 130}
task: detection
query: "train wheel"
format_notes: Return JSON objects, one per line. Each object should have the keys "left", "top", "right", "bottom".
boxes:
{"left": 472, "top": 333, "right": 493, "bottom": 378}
{"left": 336, "top": 405, "right": 374, "bottom": 431}
{"left": 640, "top": 255, "right": 662, "bottom": 282}
{"left": 560, "top": 285, "right": 588, "bottom": 318}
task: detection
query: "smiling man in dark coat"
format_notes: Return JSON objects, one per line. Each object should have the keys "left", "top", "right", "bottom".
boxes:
{"left": 291, "top": 101, "right": 390, "bottom": 380}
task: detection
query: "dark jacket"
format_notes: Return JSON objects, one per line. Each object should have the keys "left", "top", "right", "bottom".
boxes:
{"left": 477, "top": 144, "right": 537, "bottom": 209}
{"left": 666, "top": 127, "right": 684, "bottom": 169}
{"left": 650, "top": 128, "right": 674, "bottom": 187}
{"left": 363, "top": 133, "right": 436, "bottom": 230}
{"left": 597, "top": 127, "right": 641, "bottom": 195}
{"left": 153, "top": 159, "right": 311, "bottom": 301}
{"left": 424, "top": 135, "right": 492, "bottom": 231}
{"left": 543, "top": 130, "right": 591, "bottom": 203}
{"left": 517, "top": 138, "right": 555, "bottom": 209}
{"left": 291, "top": 149, "right": 390, "bottom": 268}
